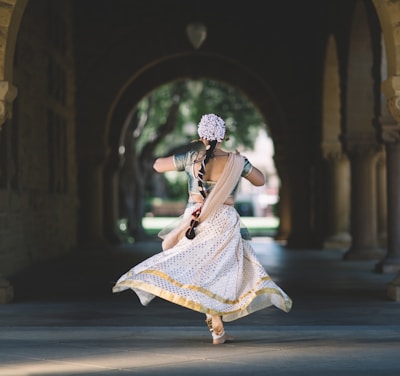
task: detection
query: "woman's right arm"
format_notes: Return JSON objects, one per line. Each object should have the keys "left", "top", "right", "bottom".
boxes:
{"left": 153, "top": 156, "right": 176, "bottom": 173}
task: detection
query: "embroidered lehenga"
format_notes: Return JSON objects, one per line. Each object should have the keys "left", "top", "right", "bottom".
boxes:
{"left": 112, "top": 150, "right": 292, "bottom": 322}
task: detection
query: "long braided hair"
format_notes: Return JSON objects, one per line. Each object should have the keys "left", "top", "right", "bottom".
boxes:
{"left": 185, "top": 139, "right": 218, "bottom": 239}
{"left": 196, "top": 140, "right": 218, "bottom": 199}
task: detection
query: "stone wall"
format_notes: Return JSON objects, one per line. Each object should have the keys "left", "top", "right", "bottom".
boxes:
{"left": 0, "top": 0, "right": 78, "bottom": 278}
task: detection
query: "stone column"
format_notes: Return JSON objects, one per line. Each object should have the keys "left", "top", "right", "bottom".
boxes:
{"left": 275, "top": 176, "right": 290, "bottom": 241}
{"left": 322, "top": 150, "right": 351, "bottom": 249}
{"left": 0, "top": 81, "right": 17, "bottom": 130}
{"left": 376, "top": 151, "right": 387, "bottom": 248}
{"left": 0, "top": 81, "right": 17, "bottom": 302}
{"left": 0, "top": 276, "right": 13, "bottom": 303}
{"left": 286, "top": 148, "right": 313, "bottom": 248}
{"left": 378, "top": 76, "right": 400, "bottom": 298}
{"left": 344, "top": 143, "right": 385, "bottom": 260}
{"left": 375, "top": 140, "right": 400, "bottom": 273}
{"left": 103, "top": 150, "right": 123, "bottom": 244}
{"left": 78, "top": 149, "right": 107, "bottom": 246}
{"left": 273, "top": 155, "right": 290, "bottom": 241}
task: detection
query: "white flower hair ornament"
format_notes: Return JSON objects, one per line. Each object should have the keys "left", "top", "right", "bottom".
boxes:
{"left": 197, "top": 114, "right": 226, "bottom": 143}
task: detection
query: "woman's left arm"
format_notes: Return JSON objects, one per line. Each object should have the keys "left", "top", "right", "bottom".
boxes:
{"left": 245, "top": 166, "right": 265, "bottom": 187}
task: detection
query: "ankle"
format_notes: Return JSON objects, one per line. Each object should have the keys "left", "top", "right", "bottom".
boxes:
{"left": 205, "top": 315, "right": 213, "bottom": 332}
{"left": 212, "top": 330, "right": 225, "bottom": 340}
{"left": 211, "top": 315, "right": 224, "bottom": 336}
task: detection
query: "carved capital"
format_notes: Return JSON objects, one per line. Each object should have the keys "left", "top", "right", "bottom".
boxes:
{"left": 321, "top": 141, "right": 343, "bottom": 161}
{"left": 382, "top": 76, "right": 400, "bottom": 123}
{"left": 380, "top": 123, "right": 400, "bottom": 143}
{"left": 0, "top": 81, "right": 18, "bottom": 129}
{"left": 344, "top": 134, "right": 383, "bottom": 158}
{"left": 323, "top": 151, "right": 346, "bottom": 162}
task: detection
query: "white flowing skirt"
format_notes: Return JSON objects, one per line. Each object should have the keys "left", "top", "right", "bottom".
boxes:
{"left": 112, "top": 205, "right": 292, "bottom": 322}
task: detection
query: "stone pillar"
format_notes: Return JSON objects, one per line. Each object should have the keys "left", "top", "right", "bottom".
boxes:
{"left": 103, "top": 150, "right": 123, "bottom": 244}
{"left": 375, "top": 141, "right": 400, "bottom": 272}
{"left": 377, "top": 76, "right": 400, "bottom": 298}
{"left": 286, "top": 148, "right": 313, "bottom": 248}
{"left": 275, "top": 176, "right": 290, "bottom": 241}
{"left": 273, "top": 154, "right": 290, "bottom": 241}
{"left": 344, "top": 144, "right": 386, "bottom": 260}
{"left": 0, "top": 275, "right": 14, "bottom": 303}
{"left": 387, "top": 273, "right": 400, "bottom": 301}
{"left": 0, "top": 82, "right": 18, "bottom": 301}
{"left": 376, "top": 151, "right": 387, "bottom": 248}
{"left": 78, "top": 149, "right": 107, "bottom": 246}
{"left": 0, "top": 81, "right": 17, "bottom": 130}
{"left": 81, "top": 164, "right": 104, "bottom": 245}
{"left": 322, "top": 151, "right": 351, "bottom": 249}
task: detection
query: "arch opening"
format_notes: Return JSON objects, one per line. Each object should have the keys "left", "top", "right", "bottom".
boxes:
{"left": 107, "top": 78, "right": 282, "bottom": 243}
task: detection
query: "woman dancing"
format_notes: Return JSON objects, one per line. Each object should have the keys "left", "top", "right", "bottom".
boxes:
{"left": 113, "top": 113, "right": 292, "bottom": 345}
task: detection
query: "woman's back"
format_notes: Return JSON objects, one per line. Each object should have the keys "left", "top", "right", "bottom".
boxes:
{"left": 195, "top": 152, "right": 229, "bottom": 182}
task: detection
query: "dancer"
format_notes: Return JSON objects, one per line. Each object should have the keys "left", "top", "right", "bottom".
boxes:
{"left": 113, "top": 113, "right": 292, "bottom": 344}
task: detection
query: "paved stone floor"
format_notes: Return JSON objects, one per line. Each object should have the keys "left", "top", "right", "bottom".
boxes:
{"left": 1, "top": 238, "right": 400, "bottom": 375}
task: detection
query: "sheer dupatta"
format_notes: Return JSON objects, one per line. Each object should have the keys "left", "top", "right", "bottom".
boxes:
{"left": 160, "top": 152, "right": 245, "bottom": 251}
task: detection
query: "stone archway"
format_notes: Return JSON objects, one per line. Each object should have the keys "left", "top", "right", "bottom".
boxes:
{"left": 102, "top": 52, "right": 288, "bottom": 243}
{"left": 2, "top": 0, "right": 400, "bottom": 303}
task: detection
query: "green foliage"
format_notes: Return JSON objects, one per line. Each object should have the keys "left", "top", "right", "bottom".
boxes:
{"left": 163, "top": 171, "right": 188, "bottom": 200}
{"left": 135, "top": 79, "right": 266, "bottom": 157}
{"left": 126, "top": 79, "right": 267, "bottom": 206}
{"left": 186, "top": 80, "right": 266, "bottom": 149}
